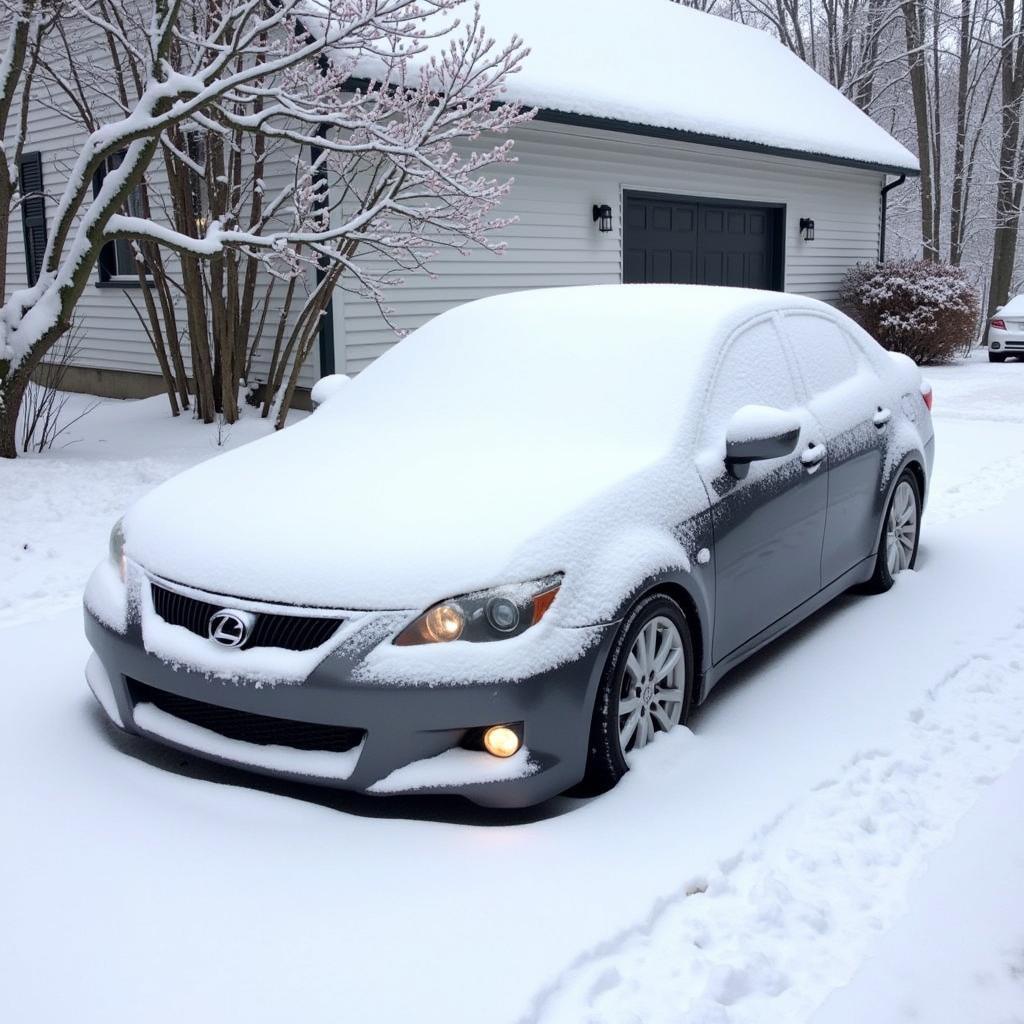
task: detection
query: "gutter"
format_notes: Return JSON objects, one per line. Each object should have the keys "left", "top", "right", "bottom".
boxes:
{"left": 533, "top": 108, "right": 921, "bottom": 179}
{"left": 879, "top": 174, "right": 907, "bottom": 262}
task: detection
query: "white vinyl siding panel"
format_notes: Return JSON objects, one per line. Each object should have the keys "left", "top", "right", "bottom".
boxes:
{"left": 8, "top": 76, "right": 882, "bottom": 385}
{"left": 5, "top": 29, "right": 319, "bottom": 386}
{"left": 338, "top": 120, "right": 882, "bottom": 373}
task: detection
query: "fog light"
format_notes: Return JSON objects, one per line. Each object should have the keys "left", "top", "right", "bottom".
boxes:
{"left": 483, "top": 725, "right": 521, "bottom": 758}
{"left": 992, "top": 340, "right": 1003, "bottom": 350}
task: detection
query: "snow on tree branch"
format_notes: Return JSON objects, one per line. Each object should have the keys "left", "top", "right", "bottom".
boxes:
{"left": 0, "top": 0, "right": 531, "bottom": 454}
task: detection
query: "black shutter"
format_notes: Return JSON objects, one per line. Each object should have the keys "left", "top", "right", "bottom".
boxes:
{"left": 19, "top": 152, "right": 47, "bottom": 286}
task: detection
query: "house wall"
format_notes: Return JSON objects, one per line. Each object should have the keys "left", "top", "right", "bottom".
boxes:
{"left": 3, "top": 21, "right": 320, "bottom": 396}
{"left": 6, "top": 73, "right": 884, "bottom": 391}
{"left": 331, "top": 119, "right": 885, "bottom": 374}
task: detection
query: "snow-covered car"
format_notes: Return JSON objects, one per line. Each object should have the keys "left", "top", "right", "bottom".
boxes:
{"left": 987, "top": 295, "right": 1024, "bottom": 361}
{"left": 83, "top": 285, "right": 935, "bottom": 808}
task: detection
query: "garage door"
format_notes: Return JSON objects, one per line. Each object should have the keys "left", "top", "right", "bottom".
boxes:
{"left": 622, "top": 192, "right": 782, "bottom": 290}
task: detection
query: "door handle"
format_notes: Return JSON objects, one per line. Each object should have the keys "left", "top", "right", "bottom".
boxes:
{"left": 801, "top": 442, "right": 827, "bottom": 471}
{"left": 873, "top": 406, "right": 892, "bottom": 427}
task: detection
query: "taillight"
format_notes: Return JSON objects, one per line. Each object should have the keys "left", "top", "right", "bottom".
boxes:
{"left": 992, "top": 318, "right": 1007, "bottom": 330}
{"left": 921, "top": 381, "right": 933, "bottom": 412}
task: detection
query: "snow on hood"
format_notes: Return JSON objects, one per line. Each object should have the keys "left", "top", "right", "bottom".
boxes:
{"left": 124, "top": 286, "right": 780, "bottom": 611}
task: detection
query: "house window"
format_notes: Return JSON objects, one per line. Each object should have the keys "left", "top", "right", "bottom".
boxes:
{"left": 18, "top": 152, "right": 47, "bottom": 286}
{"left": 93, "top": 151, "right": 148, "bottom": 284}
{"left": 185, "top": 131, "right": 209, "bottom": 231}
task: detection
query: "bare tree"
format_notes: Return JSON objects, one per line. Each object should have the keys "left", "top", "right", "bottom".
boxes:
{"left": 986, "top": 0, "right": 1024, "bottom": 313}
{"left": 0, "top": 1, "right": 56, "bottom": 361}
{"left": 0, "top": 0, "right": 529, "bottom": 457}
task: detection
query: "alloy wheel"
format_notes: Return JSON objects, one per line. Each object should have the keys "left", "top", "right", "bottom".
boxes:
{"left": 885, "top": 479, "right": 918, "bottom": 575}
{"left": 618, "top": 615, "right": 686, "bottom": 753}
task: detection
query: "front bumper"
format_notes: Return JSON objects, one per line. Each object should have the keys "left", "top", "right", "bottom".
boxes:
{"left": 84, "top": 606, "right": 616, "bottom": 808}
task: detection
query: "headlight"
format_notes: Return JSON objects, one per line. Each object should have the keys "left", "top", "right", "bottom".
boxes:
{"left": 394, "top": 574, "right": 562, "bottom": 646}
{"left": 109, "top": 519, "right": 127, "bottom": 583}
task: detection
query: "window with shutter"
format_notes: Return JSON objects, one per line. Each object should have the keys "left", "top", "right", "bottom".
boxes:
{"left": 93, "top": 152, "right": 149, "bottom": 283}
{"left": 18, "top": 152, "right": 47, "bottom": 287}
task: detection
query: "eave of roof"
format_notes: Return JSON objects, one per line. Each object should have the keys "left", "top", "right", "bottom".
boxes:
{"left": 532, "top": 107, "right": 920, "bottom": 178}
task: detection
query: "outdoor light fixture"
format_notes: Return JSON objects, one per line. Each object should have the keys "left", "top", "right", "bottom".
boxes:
{"left": 799, "top": 217, "right": 815, "bottom": 241}
{"left": 593, "top": 203, "right": 613, "bottom": 233}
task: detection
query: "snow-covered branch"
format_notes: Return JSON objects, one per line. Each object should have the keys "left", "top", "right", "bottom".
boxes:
{"left": 0, "top": 0, "right": 531, "bottom": 453}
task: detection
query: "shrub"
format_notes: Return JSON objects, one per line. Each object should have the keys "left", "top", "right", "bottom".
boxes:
{"left": 838, "top": 259, "right": 979, "bottom": 364}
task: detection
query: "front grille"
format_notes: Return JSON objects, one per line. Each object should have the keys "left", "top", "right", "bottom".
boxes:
{"left": 150, "top": 583, "right": 343, "bottom": 652}
{"left": 127, "top": 679, "right": 365, "bottom": 752}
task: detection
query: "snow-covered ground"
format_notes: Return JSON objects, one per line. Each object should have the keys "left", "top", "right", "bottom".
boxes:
{"left": 1, "top": 351, "right": 1023, "bottom": 1023}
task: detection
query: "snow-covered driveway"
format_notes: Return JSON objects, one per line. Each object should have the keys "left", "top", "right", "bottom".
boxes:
{"left": 2, "top": 353, "right": 1023, "bottom": 1023}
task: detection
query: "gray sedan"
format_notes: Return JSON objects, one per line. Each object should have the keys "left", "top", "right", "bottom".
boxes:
{"left": 84, "top": 285, "right": 935, "bottom": 807}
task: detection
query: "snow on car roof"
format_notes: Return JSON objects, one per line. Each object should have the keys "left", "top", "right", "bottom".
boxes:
{"left": 123, "top": 284, "right": 816, "bottom": 612}
{"left": 996, "top": 293, "right": 1024, "bottom": 318}
{"left": 344, "top": 283, "right": 815, "bottom": 448}
{"left": 311, "top": 0, "right": 918, "bottom": 174}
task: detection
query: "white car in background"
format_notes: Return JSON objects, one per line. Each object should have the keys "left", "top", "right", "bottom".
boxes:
{"left": 988, "top": 295, "right": 1024, "bottom": 361}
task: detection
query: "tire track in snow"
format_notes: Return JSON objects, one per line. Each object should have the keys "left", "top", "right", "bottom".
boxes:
{"left": 517, "top": 620, "right": 1024, "bottom": 1024}
{"left": 926, "top": 446, "right": 1024, "bottom": 527}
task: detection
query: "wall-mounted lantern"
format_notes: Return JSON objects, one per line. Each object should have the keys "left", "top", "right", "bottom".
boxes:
{"left": 593, "top": 204, "right": 613, "bottom": 233}
{"left": 799, "top": 217, "right": 815, "bottom": 242}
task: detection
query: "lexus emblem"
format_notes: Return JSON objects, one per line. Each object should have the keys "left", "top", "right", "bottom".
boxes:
{"left": 207, "top": 608, "right": 254, "bottom": 648}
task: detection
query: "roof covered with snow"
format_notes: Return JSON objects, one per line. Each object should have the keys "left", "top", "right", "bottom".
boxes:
{"left": 341, "top": 0, "right": 919, "bottom": 175}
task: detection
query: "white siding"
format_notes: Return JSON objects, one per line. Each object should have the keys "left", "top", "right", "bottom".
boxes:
{"left": 7, "top": 78, "right": 882, "bottom": 385}
{"left": 337, "top": 120, "right": 884, "bottom": 373}
{"left": 5, "top": 28, "right": 318, "bottom": 387}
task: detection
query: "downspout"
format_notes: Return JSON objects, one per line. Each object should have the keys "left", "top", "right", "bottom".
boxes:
{"left": 879, "top": 174, "right": 907, "bottom": 262}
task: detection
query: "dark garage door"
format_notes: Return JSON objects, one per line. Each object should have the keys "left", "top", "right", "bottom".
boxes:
{"left": 623, "top": 191, "right": 782, "bottom": 290}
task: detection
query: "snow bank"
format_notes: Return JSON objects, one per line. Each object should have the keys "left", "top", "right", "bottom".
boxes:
{"left": 329, "top": 0, "right": 917, "bottom": 172}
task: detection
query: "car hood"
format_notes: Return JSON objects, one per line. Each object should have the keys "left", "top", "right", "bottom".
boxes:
{"left": 124, "top": 409, "right": 675, "bottom": 611}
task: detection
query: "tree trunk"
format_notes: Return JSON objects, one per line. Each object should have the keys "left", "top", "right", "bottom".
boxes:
{"left": 948, "top": 0, "right": 971, "bottom": 265}
{"left": 903, "top": 0, "right": 939, "bottom": 260}
{"left": 0, "top": 335, "right": 49, "bottom": 458}
{"left": 987, "top": 0, "right": 1024, "bottom": 316}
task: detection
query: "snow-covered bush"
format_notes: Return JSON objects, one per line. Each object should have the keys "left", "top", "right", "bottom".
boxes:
{"left": 838, "top": 260, "right": 979, "bottom": 364}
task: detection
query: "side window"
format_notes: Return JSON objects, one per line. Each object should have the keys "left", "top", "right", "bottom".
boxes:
{"left": 782, "top": 313, "right": 860, "bottom": 395}
{"left": 703, "top": 318, "right": 799, "bottom": 444}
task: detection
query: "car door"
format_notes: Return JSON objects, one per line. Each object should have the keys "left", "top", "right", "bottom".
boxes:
{"left": 779, "top": 312, "right": 887, "bottom": 586}
{"left": 698, "top": 316, "right": 829, "bottom": 663}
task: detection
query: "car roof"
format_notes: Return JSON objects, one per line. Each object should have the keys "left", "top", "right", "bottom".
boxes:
{"left": 448, "top": 283, "right": 834, "bottom": 343}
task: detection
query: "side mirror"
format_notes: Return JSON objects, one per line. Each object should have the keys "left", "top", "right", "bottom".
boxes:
{"left": 724, "top": 405, "right": 801, "bottom": 480}
{"left": 311, "top": 373, "right": 351, "bottom": 408}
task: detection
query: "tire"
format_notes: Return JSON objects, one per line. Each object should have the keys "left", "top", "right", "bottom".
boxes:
{"left": 577, "top": 593, "right": 694, "bottom": 796}
{"left": 863, "top": 469, "right": 922, "bottom": 594}
{"left": 990, "top": 351, "right": 1007, "bottom": 363}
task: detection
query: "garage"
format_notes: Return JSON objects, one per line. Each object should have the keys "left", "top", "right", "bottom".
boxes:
{"left": 622, "top": 190, "right": 784, "bottom": 291}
